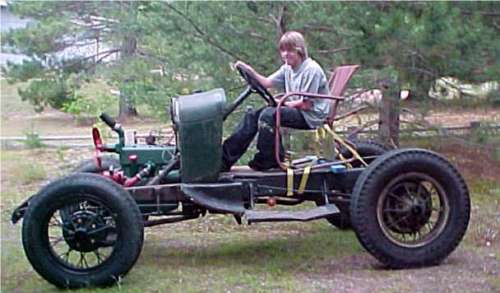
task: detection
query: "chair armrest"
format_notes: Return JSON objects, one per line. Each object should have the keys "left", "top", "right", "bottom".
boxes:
{"left": 280, "top": 91, "right": 345, "bottom": 102}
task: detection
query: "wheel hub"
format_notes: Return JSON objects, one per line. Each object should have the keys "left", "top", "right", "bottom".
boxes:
{"left": 383, "top": 182, "right": 432, "bottom": 233}
{"left": 63, "top": 210, "right": 108, "bottom": 252}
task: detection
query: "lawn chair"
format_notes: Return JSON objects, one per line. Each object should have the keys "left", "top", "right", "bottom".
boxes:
{"left": 275, "top": 65, "right": 361, "bottom": 169}
{"left": 325, "top": 65, "right": 360, "bottom": 126}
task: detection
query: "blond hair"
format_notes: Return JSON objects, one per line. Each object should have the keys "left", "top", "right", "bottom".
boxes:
{"left": 279, "top": 31, "right": 308, "bottom": 59}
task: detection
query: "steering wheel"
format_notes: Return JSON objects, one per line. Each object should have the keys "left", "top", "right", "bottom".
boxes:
{"left": 237, "top": 65, "right": 277, "bottom": 107}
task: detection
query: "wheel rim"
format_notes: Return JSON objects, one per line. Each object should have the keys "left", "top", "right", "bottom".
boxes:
{"left": 44, "top": 195, "right": 118, "bottom": 271}
{"left": 376, "top": 172, "right": 450, "bottom": 248}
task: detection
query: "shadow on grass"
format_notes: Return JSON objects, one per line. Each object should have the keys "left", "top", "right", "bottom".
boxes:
{"left": 140, "top": 227, "right": 363, "bottom": 274}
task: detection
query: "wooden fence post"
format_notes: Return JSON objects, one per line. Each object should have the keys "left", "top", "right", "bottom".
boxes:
{"left": 378, "top": 77, "right": 400, "bottom": 148}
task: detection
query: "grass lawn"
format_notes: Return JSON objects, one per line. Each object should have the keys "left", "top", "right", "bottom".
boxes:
{"left": 1, "top": 81, "right": 499, "bottom": 291}
{"left": 0, "top": 143, "right": 499, "bottom": 292}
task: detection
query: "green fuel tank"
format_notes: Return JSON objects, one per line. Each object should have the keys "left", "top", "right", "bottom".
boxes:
{"left": 172, "top": 88, "right": 226, "bottom": 183}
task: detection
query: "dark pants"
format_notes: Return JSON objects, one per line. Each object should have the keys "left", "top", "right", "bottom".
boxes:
{"left": 222, "top": 106, "right": 311, "bottom": 169}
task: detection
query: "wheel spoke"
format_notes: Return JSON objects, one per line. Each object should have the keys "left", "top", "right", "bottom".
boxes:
{"left": 49, "top": 236, "right": 65, "bottom": 246}
{"left": 388, "top": 192, "right": 406, "bottom": 203}
{"left": 49, "top": 215, "right": 63, "bottom": 227}
{"left": 84, "top": 214, "right": 98, "bottom": 229}
{"left": 59, "top": 248, "right": 73, "bottom": 262}
{"left": 87, "top": 224, "right": 116, "bottom": 236}
{"left": 94, "top": 249, "right": 104, "bottom": 264}
{"left": 78, "top": 252, "right": 85, "bottom": 268}
{"left": 412, "top": 231, "right": 420, "bottom": 241}
{"left": 81, "top": 252, "right": 90, "bottom": 269}
{"left": 403, "top": 183, "right": 414, "bottom": 197}
{"left": 383, "top": 207, "right": 408, "bottom": 214}
{"left": 393, "top": 214, "right": 410, "bottom": 225}
{"left": 416, "top": 183, "right": 425, "bottom": 198}
{"left": 385, "top": 213, "right": 411, "bottom": 229}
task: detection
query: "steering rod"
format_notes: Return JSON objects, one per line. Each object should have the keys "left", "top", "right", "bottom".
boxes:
{"left": 223, "top": 86, "right": 253, "bottom": 121}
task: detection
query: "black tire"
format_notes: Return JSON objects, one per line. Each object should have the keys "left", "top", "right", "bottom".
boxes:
{"left": 315, "top": 198, "right": 351, "bottom": 230}
{"left": 350, "top": 148, "right": 470, "bottom": 268}
{"left": 323, "top": 208, "right": 352, "bottom": 230}
{"left": 319, "top": 140, "right": 389, "bottom": 230}
{"left": 73, "top": 156, "right": 120, "bottom": 173}
{"left": 22, "top": 173, "right": 144, "bottom": 288}
{"left": 337, "top": 139, "right": 389, "bottom": 167}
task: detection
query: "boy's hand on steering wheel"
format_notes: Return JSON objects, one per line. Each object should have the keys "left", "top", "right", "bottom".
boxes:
{"left": 234, "top": 61, "right": 255, "bottom": 75}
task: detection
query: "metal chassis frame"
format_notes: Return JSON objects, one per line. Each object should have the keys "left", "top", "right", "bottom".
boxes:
{"left": 127, "top": 167, "right": 363, "bottom": 227}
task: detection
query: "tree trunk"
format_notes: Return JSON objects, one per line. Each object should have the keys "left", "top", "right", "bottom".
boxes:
{"left": 118, "top": 35, "right": 138, "bottom": 119}
{"left": 378, "top": 77, "right": 400, "bottom": 148}
{"left": 118, "top": 83, "right": 138, "bottom": 120}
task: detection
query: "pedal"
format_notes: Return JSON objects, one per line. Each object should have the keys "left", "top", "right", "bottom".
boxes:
{"left": 245, "top": 204, "right": 339, "bottom": 224}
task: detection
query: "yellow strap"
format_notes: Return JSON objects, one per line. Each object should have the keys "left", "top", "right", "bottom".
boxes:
{"left": 338, "top": 152, "right": 353, "bottom": 169}
{"left": 314, "top": 129, "right": 321, "bottom": 158}
{"left": 287, "top": 168, "right": 294, "bottom": 196}
{"left": 319, "top": 127, "right": 326, "bottom": 139}
{"left": 297, "top": 165, "right": 311, "bottom": 194}
{"left": 323, "top": 124, "right": 368, "bottom": 167}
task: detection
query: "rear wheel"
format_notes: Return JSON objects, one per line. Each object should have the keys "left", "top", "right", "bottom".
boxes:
{"left": 22, "top": 173, "right": 144, "bottom": 288}
{"left": 337, "top": 139, "right": 389, "bottom": 167}
{"left": 350, "top": 149, "right": 470, "bottom": 268}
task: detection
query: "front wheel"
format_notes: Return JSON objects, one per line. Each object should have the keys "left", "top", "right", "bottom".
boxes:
{"left": 350, "top": 148, "right": 470, "bottom": 268}
{"left": 22, "top": 173, "right": 144, "bottom": 288}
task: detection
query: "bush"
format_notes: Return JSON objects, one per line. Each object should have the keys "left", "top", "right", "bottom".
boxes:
{"left": 62, "top": 93, "right": 115, "bottom": 125}
{"left": 23, "top": 128, "right": 44, "bottom": 149}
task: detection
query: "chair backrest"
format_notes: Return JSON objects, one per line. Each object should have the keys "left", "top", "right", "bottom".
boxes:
{"left": 327, "top": 65, "right": 360, "bottom": 123}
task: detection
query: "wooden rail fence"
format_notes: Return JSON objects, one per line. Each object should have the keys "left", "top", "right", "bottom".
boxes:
{"left": 1, "top": 122, "right": 498, "bottom": 150}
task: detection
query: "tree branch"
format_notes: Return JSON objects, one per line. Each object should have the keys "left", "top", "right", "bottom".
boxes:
{"left": 269, "top": 4, "right": 287, "bottom": 36}
{"left": 166, "top": 3, "right": 245, "bottom": 61}
{"left": 81, "top": 49, "right": 118, "bottom": 71}
{"left": 58, "top": 48, "right": 120, "bottom": 70}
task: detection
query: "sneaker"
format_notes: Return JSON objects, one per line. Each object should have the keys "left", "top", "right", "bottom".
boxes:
{"left": 248, "top": 159, "right": 279, "bottom": 171}
{"left": 220, "top": 162, "right": 231, "bottom": 172}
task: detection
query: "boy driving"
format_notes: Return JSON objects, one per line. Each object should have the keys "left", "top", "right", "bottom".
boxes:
{"left": 222, "top": 31, "right": 330, "bottom": 171}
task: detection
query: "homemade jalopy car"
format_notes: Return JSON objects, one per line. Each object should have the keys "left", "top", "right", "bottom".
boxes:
{"left": 12, "top": 66, "right": 470, "bottom": 288}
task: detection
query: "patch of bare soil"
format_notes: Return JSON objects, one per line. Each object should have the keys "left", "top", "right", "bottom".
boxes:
{"left": 426, "top": 108, "right": 500, "bottom": 126}
{"left": 301, "top": 248, "right": 498, "bottom": 292}
{"left": 432, "top": 141, "right": 500, "bottom": 182}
